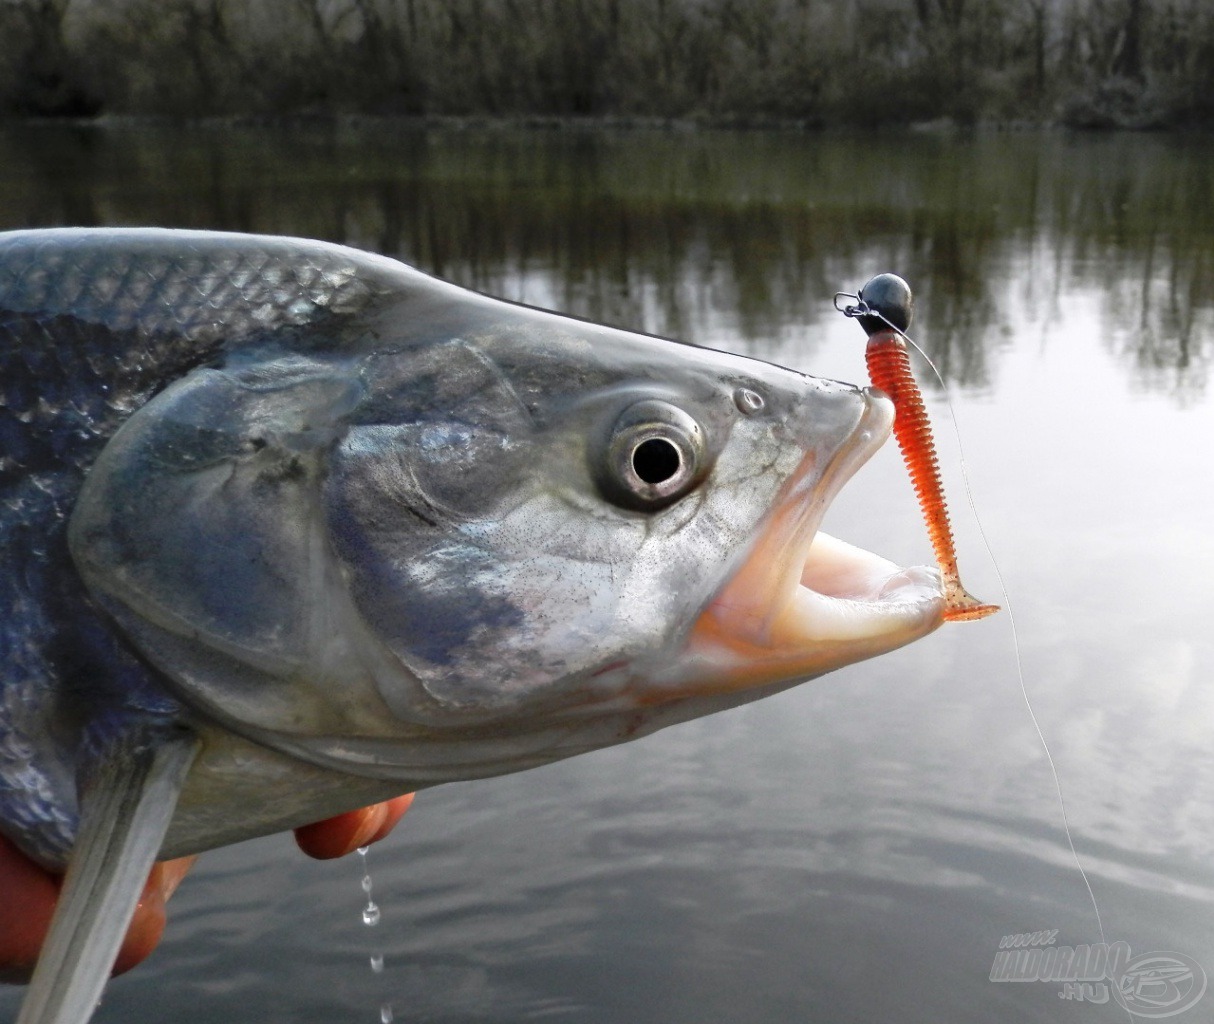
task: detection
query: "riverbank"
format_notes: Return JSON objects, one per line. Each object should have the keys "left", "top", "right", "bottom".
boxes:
{"left": 2, "top": 0, "right": 1211, "bottom": 131}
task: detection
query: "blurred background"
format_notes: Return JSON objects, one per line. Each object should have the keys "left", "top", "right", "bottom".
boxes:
{"left": 2, "top": 0, "right": 1212, "bottom": 128}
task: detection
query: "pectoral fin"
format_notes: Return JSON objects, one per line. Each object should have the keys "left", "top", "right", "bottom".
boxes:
{"left": 17, "top": 729, "right": 199, "bottom": 1024}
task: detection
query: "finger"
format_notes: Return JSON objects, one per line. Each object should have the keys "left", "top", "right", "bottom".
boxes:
{"left": 293, "top": 805, "right": 386, "bottom": 860}
{"left": 156, "top": 855, "right": 197, "bottom": 903}
{"left": 293, "top": 794, "right": 415, "bottom": 860}
{"left": 0, "top": 838, "right": 196, "bottom": 984}
{"left": 0, "top": 834, "right": 59, "bottom": 984}
{"left": 112, "top": 856, "right": 198, "bottom": 977}
{"left": 110, "top": 874, "right": 168, "bottom": 976}
{"left": 366, "top": 794, "right": 414, "bottom": 846}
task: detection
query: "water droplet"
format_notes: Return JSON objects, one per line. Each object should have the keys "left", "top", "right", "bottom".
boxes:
{"left": 370, "top": 953, "right": 384, "bottom": 973}
{"left": 357, "top": 845, "right": 370, "bottom": 856}
{"left": 362, "top": 902, "right": 381, "bottom": 926}
{"left": 361, "top": 874, "right": 373, "bottom": 894}
{"left": 380, "top": 1002, "right": 394, "bottom": 1023}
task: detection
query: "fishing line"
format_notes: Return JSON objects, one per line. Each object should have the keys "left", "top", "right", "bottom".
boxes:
{"left": 902, "top": 333, "right": 1109, "bottom": 951}
{"left": 837, "top": 295, "right": 1110, "bottom": 954}
{"left": 903, "top": 334, "right": 1135, "bottom": 1021}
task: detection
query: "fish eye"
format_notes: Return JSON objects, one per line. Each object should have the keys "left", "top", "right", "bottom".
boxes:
{"left": 601, "top": 399, "right": 707, "bottom": 510}
{"left": 632, "top": 437, "right": 682, "bottom": 483}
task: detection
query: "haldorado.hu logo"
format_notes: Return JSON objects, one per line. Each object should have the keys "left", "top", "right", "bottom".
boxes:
{"left": 990, "top": 931, "right": 1206, "bottom": 1018}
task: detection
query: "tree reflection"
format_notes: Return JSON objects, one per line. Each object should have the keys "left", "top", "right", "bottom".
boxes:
{"left": 0, "top": 121, "right": 1209, "bottom": 398}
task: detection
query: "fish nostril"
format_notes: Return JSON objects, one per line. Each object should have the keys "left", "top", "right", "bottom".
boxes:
{"left": 733, "top": 387, "right": 766, "bottom": 415}
{"left": 632, "top": 437, "right": 682, "bottom": 484}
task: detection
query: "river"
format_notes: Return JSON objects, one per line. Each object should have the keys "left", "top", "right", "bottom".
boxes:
{"left": 1, "top": 121, "right": 1212, "bottom": 1023}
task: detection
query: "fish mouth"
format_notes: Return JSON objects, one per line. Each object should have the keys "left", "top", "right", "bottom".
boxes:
{"left": 684, "top": 388, "right": 943, "bottom": 691}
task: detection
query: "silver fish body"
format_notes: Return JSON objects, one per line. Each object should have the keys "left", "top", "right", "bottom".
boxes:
{"left": 0, "top": 228, "right": 942, "bottom": 874}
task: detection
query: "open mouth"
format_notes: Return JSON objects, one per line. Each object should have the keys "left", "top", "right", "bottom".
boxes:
{"left": 686, "top": 388, "right": 944, "bottom": 689}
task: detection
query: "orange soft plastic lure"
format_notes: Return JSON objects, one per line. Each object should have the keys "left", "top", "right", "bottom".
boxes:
{"left": 841, "top": 275, "right": 998, "bottom": 623}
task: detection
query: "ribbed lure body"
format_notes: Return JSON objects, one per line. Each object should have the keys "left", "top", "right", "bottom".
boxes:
{"left": 864, "top": 329, "right": 998, "bottom": 622}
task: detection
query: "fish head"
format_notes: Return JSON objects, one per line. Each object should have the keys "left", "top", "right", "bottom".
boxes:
{"left": 68, "top": 288, "right": 942, "bottom": 799}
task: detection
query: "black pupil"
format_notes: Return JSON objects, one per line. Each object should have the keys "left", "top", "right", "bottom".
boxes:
{"left": 632, "top": 438, "right": 682, "bottom": 484}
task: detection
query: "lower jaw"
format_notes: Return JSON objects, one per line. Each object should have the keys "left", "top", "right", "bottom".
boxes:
{"left": 660, "top": 532, "right": 944, "bottom": 699}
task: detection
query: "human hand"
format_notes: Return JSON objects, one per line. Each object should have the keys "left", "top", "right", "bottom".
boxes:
{"left": 0, "top": 793, "right": 414, "bottom": 984}
{"left": 293, "top": 794, "right": 415, "bottom": 860}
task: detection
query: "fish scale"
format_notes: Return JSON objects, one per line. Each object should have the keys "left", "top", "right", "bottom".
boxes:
{"left": 0, "top": 232, "right": 392, "bottom": 874}
{"left": 2, "top": 239, "right": 365, "bottom": 337}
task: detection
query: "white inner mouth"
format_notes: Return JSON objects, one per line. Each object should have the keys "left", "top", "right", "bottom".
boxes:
{"left": 769, "top": 532, "right": 941, "bottom": 644}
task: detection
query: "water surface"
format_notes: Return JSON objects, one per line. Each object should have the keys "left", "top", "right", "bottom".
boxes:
{"left": 1, "top": 122, "right": 1212, "bottom": 1023}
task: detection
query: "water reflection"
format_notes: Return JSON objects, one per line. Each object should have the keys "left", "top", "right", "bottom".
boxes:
{"left": 2, "top": 122, "right": 1213, "bottom": 1024}
{"left": 2, "top": 121, "right": 1212, "bottom": 395}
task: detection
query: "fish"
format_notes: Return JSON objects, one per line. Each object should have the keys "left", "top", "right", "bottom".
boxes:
{"left": 0, "top": 228, "right": 943, "bottom": 1023}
